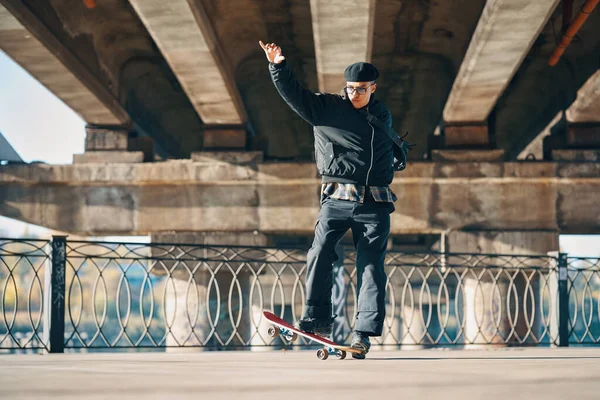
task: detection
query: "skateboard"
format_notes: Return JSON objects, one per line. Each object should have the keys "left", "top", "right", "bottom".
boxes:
{"left": 263, "top": 310, "right": 363, "bottom": 360}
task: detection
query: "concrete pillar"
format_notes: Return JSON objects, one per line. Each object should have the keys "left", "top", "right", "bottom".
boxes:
{"left": 150, "top": 232, "right": 267, "bottom": 350}
{"left": 431, "top": 123, "right": 506, "bottom": 161}
{"left": 447, "top": 231, "right": 558, "bottom": 347}
{"left": 444, "top": 124, "right": 490, "bottom": 148}
{"left": 202, "top": 125, "right": 247, "bottom": 150}
{"left": 550, "top": 124, "right": 600, "bottom": 162}
{"left": 73, "top": 125, "right": 151, "bottom": 163}
{"left": 431, "top": 149, "right": 505, "bottom": 162}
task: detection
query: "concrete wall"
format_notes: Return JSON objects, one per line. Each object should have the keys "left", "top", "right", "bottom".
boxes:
{"left": 0, "top": 161, "right": 599, "bottom": 236}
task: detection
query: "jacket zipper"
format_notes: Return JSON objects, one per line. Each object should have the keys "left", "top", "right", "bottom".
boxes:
{"left": 365, "top": 120, "right": 375, "bottom": 186}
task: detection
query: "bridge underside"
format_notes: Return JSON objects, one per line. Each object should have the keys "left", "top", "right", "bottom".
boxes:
{"left": 1, "top": 0, "right": 599, "bottom": 160}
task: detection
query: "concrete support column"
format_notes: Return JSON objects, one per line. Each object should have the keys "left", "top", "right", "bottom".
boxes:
{"left": 73, "top": 125, "right": 152, "bottom": 163}
{"left": 548, "top": 123, "right": 600, "bottom": 162}
{"left": 150, "top": 232, "right": 267, "bottom": 350}
{"left": 202, "top": 125, "right": 247, "bottom": 150}
{"left": 431, "top": 123, "right": 506, "bottom": 161}
{"left": 444, "top": 123, "right": 490, "bottom": 148}
{"left": 447, "top": 231, "right": 559, "bottom": 347}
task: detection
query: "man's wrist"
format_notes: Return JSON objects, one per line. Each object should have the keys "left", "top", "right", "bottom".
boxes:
{"left": 270, "top": 59, "right": 286, "bottom": 69}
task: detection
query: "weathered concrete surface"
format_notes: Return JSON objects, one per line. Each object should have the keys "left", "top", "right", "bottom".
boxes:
{"left": 566, "top": 125, "right": 600, "bottom": 147}
{"left": 518, "top": 112, "right": 563, "bottom": 161}
{"left": 1, "top": 349, "right": 600, "bottom": 399}
{"left": 0, "top": 3, "right": 127, "bottom": 125}
{"left": 444, "top": 124, "right": 490, "bottom": 147}
{"left": 84, "top": 127, "right": 129, "bottom": 151}
{"left": 566, "top": 70, "right": 600, "bottom": 123}
{"left": 496, "top": 0, "right": 600, "bottom": 159}
{"left": 2, "top": 0, "right": 599, "bottom": 164}
{"left": 0, "top": 0, "right": 205, "bottom": 158}
{"left": 310, "top": 0, "right": 375, "bottom": 93}
{"left": 127, "top": 0, "right": 246, "bottom": 124}
{"left": 431, "top": 149, "right": 505, "bottom": 162}
{"left": 72, "top": 151, "right": 144, "bottom": 164}
{"left": 443, "top": 0, "right": 559, "bottom": 123}
{"left": 372, "top": 0, "right": 486, "bottom": 158}
{"left": 189, "top": 0, "right": 317, "bottom": 158}
{"left": 202, "top": 126, "right": 247, "bottom": 149}
{"left": 1, "top": 161, "right": 599, "bottom": 235}
{"left": 191, "top": 151, "right": 264, "bottom": 165}
{"left": 552, "top": 150, "right": 600, "bottom": 162}
{"left": 447, "top": 230, "right": 558, "bottom": 255}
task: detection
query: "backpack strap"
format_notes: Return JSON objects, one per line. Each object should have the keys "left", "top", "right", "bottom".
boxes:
{"left": 360, "top": 109, "right": 416, "bottom": 171}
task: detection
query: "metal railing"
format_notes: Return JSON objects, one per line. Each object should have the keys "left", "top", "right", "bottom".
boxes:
{"left": 1, "top": 237, "right": 599, "bottom": 352}
{"left": 0, "top": 239, "right": 50, "bottom": 351}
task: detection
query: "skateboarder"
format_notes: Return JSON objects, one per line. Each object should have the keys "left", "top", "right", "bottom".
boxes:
{"left": 260, "top": 41, "right": 404, "bottom": 359}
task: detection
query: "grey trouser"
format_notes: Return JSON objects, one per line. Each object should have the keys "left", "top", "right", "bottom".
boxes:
{"left": 303, "top": 194, "right": 393, "bottom": 336}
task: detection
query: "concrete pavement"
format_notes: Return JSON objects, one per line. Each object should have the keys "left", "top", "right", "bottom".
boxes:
{"left": 1, "top": 348, "right": 600, "bottom": 399}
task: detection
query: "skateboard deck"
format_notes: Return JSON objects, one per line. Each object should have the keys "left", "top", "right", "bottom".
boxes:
{"left": 263, "top": 310, "right": 363, "bottom": 360}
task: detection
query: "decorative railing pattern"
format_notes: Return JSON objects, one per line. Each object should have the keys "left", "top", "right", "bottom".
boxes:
{"left": 1, "top": 237, "right": 599, "bottom": 352}
{"left": 566, "top": 257, "right": 600, "bottom": 344}
{"left": 0, "top": 239, "right": 50, "bottom": 351}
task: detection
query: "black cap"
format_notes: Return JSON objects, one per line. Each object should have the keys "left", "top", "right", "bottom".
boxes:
{"left": 344, "top": 62, "right": 379, "bottom": 82}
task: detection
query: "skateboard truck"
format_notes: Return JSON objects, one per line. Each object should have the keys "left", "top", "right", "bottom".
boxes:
{"left": 267, "top": 325, "right": 298, "bottom": 342}
{"left": 317, "top": 347, "right": 347, "bottom": 360}
{"left": 267, "top": 324, "right": 347, "bottom": 360}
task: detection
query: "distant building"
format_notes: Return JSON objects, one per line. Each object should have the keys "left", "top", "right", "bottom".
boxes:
{"left": 0, "top": 131, "right": 23, "bottom": 162}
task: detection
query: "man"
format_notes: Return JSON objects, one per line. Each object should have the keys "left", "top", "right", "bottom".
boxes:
{"left": 260, "top": 41, "right": 400, "bottom": 359}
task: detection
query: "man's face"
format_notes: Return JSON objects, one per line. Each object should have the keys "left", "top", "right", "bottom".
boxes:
{"left": 345, "top": 81, "right": 376, "bottom": 109}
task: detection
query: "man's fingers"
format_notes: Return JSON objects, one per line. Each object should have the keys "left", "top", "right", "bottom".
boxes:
{"left": 260, "top": 41, "right": 283, "bottom": 63}
{"left": 259, "top": 40, "right": 274, "bottom": 51}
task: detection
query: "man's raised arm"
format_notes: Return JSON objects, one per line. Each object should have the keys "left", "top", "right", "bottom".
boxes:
{"left": 259, "top": 40, "right": 328, "bottom": 126}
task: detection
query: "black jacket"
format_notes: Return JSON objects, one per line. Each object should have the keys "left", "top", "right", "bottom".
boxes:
{"left": 269, "top": 60, "right": 395, "bottom": 187}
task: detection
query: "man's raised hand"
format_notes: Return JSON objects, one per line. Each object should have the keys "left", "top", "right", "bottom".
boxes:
{"left": 259, "top": 41, "right": 286, "bottom": 64}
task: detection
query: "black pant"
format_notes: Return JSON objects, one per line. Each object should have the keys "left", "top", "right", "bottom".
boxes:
{"left": 303, "top": 193, "right": 393, "bottom": 336}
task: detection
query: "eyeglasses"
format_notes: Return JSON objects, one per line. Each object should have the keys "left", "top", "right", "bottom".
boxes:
{"left": 344, "top": 83, "right": 374, "bottom": 95}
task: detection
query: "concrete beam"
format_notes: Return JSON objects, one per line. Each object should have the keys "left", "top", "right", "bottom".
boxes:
{"left": 443, "top": 0, "right": 560, "bottom": 123}
{"left": 431, "top": 149, "right": 505, "bottom": 162}
{"left": 310, "top": 0, "right": 376, "bottom": 93}
{"left": 523, "top": 72, "right": 600, "bottom": 162}
{"left": 72, "top": 151, "right": 144, "bottom": 164}
{"left": 566, "top": 124, "right": 600, "bottom": 147}
{"left": 444, "top": 123, "right": 490, "bottom": 147}
{"left": 518, "top": 111, "right": 563, "bottom": 160}
{"left": 1, "top": 161, "right": 599, "bottom": 235}
{"left": 566, "top": 70, "right": 600, "bottom": 123}
{"left": 127, "top": 0, "right": 246, "bottom": 125}
{"left": 0, "top": 2, "right": 128, "bottom": 125}
{"left": 552, "top": 149, "right": 600, "bottom": 162}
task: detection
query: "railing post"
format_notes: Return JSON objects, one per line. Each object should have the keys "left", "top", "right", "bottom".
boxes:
{"left": 49, "top": 236, "right": 67, "bottom": 353}
{"left": 557, "top": 253, "right": 569, "bottom": 347}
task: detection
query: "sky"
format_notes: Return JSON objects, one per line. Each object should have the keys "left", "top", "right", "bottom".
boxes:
{"left": 0, "top": 51, "right": 85, "bottom": 164}
{"left": 0, "top": 50, "right": 599, "bottom": 255}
